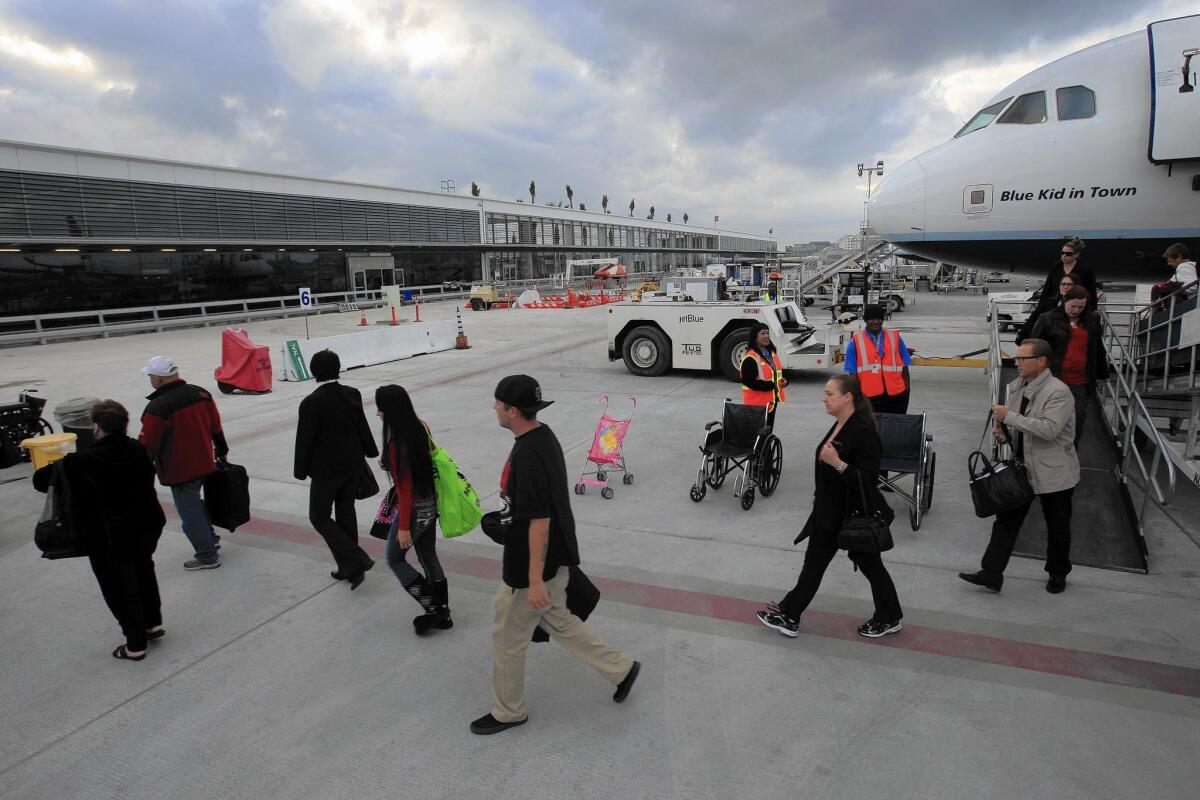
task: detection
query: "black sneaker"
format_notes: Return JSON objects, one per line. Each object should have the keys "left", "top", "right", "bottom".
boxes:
{"left": 756, "top": 610, "right": 799, "bottom": 638}
{"left": 857, "top": 620, "right": 902, "bottom": 638}
{"left": 470, "top": 713, "right": 527, "bottom": 735}
{"left": 184, "top": 559, "right": 221, "bottom": 571}
{"left": 1046, "top": 575, "right": 1067, "bottom": 594}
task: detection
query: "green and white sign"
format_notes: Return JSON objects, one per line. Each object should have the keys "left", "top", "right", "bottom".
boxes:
{"left": 285, "top": 340, "right": 311, "bottom": 381}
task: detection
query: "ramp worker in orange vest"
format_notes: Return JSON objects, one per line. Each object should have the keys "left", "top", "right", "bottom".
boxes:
{"left": 741, "top": 322, "right": 788, "bottom": 429}
{"left": 844, "top": 304, "right": 912, "bottom": 415}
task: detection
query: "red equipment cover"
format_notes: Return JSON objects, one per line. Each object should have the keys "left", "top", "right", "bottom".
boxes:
{"left": 214, "top": 328, "right": 273, "bottom": 393}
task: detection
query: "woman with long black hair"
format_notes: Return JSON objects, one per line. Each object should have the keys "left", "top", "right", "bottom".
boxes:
{"left": 375, "top": 384, "right": 451, "bottom": 635}
{"left": 740, "top": 321, "right": 787, "bottom": 429}
{"left": 756, "top": 374, "right": 902, "bottom": 639}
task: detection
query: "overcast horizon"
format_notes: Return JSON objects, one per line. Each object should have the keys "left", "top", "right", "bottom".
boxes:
{"left": 2, "top": 0, "right": 1198, "bottom": 246}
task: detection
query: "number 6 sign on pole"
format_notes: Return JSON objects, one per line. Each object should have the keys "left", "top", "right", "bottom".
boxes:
{"left": 299, "top": 287, "right": 312, "bottom": 340}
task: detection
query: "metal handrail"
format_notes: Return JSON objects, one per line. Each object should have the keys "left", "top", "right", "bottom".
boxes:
{"left": 1095, "top": 306, "right": 1177, "bottom": 521}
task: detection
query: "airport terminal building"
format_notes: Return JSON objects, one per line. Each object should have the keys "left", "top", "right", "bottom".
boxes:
{"left": 0, "top": 140, "right": 776, "bottom": 315}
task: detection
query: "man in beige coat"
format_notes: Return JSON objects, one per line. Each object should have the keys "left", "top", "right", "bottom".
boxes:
{"left": 960, "top": 339, "right": 1080, "bottom": 594}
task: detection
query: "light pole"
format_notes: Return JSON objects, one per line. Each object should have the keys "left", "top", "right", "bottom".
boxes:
{"left": 855, "top": 161, "right": 883, "bottom": 289}
{"left": 856, "top": 160, "right": 883, "bottom": 228}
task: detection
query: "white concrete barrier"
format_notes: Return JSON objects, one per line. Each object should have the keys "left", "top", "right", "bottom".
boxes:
{"left": 280, "top": 320, "right": 458, "bottom": 381}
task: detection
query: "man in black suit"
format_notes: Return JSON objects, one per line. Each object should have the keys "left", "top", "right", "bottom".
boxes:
{"left": 294, "top": 349, "right": 379, "bottom": 589}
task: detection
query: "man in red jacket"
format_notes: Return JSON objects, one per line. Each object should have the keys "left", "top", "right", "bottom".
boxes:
{"left": 138, "top": 355, "right": 229, "bottom": 570}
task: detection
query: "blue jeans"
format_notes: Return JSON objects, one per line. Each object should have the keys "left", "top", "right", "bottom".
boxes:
{"left": 171, "top": 478, "right": 219, "bottom": 563}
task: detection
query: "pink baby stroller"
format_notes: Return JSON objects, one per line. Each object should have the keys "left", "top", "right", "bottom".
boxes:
{"left": 574, "top": 395, "right": 636, "bottom": 499}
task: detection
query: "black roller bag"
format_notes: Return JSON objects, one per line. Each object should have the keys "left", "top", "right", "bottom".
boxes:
{"left": 204, "top": 459, "right": 251, "bottom": 532}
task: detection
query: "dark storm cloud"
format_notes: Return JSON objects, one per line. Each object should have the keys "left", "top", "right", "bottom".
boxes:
{"left": 532, "top": 0, "right": 1147, "bottom": 166}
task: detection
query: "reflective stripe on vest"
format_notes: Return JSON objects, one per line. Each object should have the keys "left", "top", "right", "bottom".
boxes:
{"left": 741, "top": 349, "right": 787, "bottom": 410}
{"left": 853, "top": 329, "right": 907, "bottom": 397}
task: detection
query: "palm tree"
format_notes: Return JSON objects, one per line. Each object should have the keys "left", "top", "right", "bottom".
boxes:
{"left": 471, "top": 181, "right": 480, "bottom": 197}
{"left": 529, "top": 180, "right": 536, "bottom": 205}
{"left": 683, "top": 213, "right": 689, "bottom": 224}
{"left": 629, "top": 198, "right": 635, "bottom": 216}
{"left": 565, "top": 184, "right": 574, "bottom": 208}
{"left": 667, "top": 213, "right": 672, "bottom": 223}
{"left": 602, "top": 194, "right": 609, "bottom": 214}
{"left": 648, "top": 205, "right": 655, "bottom": 220}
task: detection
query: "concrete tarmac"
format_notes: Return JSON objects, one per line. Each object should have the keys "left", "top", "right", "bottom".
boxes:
{"left": 1, "top": 292, "right": 1198, "bottom": 800}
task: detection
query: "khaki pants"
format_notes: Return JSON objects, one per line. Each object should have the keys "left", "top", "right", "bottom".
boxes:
{"left": 492, "top": 566, "right": 633, "bottom": 722}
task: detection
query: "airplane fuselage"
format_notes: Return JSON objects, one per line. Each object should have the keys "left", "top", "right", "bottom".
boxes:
{"left": 870, "top": 25, "right": 1200, "bottom": 282}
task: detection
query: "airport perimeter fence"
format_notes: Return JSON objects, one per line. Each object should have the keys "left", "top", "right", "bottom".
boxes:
{"left": 0, "top": 273, "right": 656, "bottom": 347}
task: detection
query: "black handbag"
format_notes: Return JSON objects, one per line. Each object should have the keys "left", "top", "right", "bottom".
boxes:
{"left": 836, "top": 470, "right": 895, "bottom": 553}
{"left": 356, "top": 460, "right": 380, "bottom": 500}
{"left": 34, "top": 460, "right": 86, "bottom": 559}
{"left": 533, "top": 566, "right": 600, "bottom": 643}
{"left": 967, "top": 413, "right": 1034, "bottom": 518}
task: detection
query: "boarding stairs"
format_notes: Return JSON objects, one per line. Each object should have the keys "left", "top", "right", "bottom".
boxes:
{"left": 780, "top": 233, "right": 895, "bottom": 298}
{"left": 985, "top": 292, "right": 1188, "bottom": 573}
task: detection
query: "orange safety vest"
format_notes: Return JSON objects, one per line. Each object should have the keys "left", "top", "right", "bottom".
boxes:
{"left": 741, "top": 349, "right": 787, "bottom": 410}
{"left": 853, "top": 328, "right": 907, "bottom": 397}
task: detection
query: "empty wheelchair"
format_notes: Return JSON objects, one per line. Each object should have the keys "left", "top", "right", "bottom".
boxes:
{"left": 689, "top": 400, "right": 783, "bottom": 511}
{"left": 876, "top": 412, "right": 935, "bottom": 530}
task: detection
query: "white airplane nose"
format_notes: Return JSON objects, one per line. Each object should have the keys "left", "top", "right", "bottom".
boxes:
{"left": 869, "top": 157, "right": 926, "bottom": 242}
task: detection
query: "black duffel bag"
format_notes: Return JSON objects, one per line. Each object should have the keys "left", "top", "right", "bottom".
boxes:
{"left": 35, "top": 460, "right": 86, "bottom": 559}
{"left": 204, "top": 459, "right": 251, "bottom": 532}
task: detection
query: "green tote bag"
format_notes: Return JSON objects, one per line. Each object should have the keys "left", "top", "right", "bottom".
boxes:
{"left": 430, "top": 443, "right": 483, "bottom": 538}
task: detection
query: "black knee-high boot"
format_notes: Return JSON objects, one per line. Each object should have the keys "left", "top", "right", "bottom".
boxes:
{"left": 413, "top": 579, "right": 452, "bottom": 635}
{"left": 403, "top": 575, "right": 436, "bottom": 613}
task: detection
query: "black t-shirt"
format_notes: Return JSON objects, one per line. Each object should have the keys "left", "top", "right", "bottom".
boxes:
{"left": 499, "top": 424, "right": 580, "bottom": 588}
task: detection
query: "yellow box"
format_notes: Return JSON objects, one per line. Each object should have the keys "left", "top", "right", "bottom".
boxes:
{"left": 18, "top": 433, "right": 78, "bottom": 471}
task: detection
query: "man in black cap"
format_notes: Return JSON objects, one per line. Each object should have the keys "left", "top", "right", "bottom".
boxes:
{"left": 843, "top": 304, "right": 913, "bottom": 414}
{"left": 471, "top": 374, "right": 640, "bottom": 736}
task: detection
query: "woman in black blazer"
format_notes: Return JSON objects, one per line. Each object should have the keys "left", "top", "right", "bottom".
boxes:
{"left": 757, "top": 374, "right": 903, "bottom": 639}
{"left": 294, "top": 349, "right": 380, "bottom": 589}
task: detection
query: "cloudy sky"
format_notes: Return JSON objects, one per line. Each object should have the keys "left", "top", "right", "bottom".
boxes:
{"left": 1, "top": 0, "right": 1197, "bottom": 245}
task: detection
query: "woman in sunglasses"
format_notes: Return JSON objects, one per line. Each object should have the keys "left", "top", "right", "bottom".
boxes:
{"left": 1026, "top": 239, "right": 1099, "bottom": 334}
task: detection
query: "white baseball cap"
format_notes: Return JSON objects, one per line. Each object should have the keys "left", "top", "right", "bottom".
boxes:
{"left": 141, "top": 355, "right": 179, "bottom": 377}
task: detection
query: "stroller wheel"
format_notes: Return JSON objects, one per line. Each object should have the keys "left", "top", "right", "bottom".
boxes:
{"left": 689, "top": 484, "right": 706, "bottom": 502}
{"left": 622, "top": 474, "right": 634, "bottom": 485}
{"left": 601, "top": 487, "right": 614, "bottom": 499}
{"left": 740, "top": 488, "right": 755, "bottom": 511}
{"left": 596, "top": 471, "right": 607, "bottom": 482}
{"left": 574, "top": 483, "right": 585, "bottom": 495}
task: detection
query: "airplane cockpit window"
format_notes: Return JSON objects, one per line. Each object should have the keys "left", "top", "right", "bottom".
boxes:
{"left": 997, "top": 91, "right": 1047, "bottom": 124}
{"left": 953, "top": 97, "right": 1012, "bottom": 137}
{"left": 1056, "top": 86, "right": 1096, "bottom": 120}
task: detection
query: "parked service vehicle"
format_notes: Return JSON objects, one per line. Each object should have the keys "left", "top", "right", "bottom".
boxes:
{"left": 987, "top": 289, "right": 1040, "bottom": 331}
{"left": 468, "top": 282, "right": 505, "bottom": 310}
{"left": 607, "top": 299, "right": 845, "bottom": 380}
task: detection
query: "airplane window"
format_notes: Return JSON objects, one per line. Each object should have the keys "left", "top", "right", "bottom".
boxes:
{"left": 954, "top": 97, "right": 1012, "bottom": 137}
{"left": 997, "top": 91, "right": 1047, "bottom": 124}
{"left": 1056, "top": 86, "right": 1096, "bottom": 120}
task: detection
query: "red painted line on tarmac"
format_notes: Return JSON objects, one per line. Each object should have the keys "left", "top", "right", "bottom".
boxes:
{"left": 233, "top": 334, "right": 601, "bottom": 443}
{"left": 218, "top": 511, "right": 1200, "bottom": 700}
